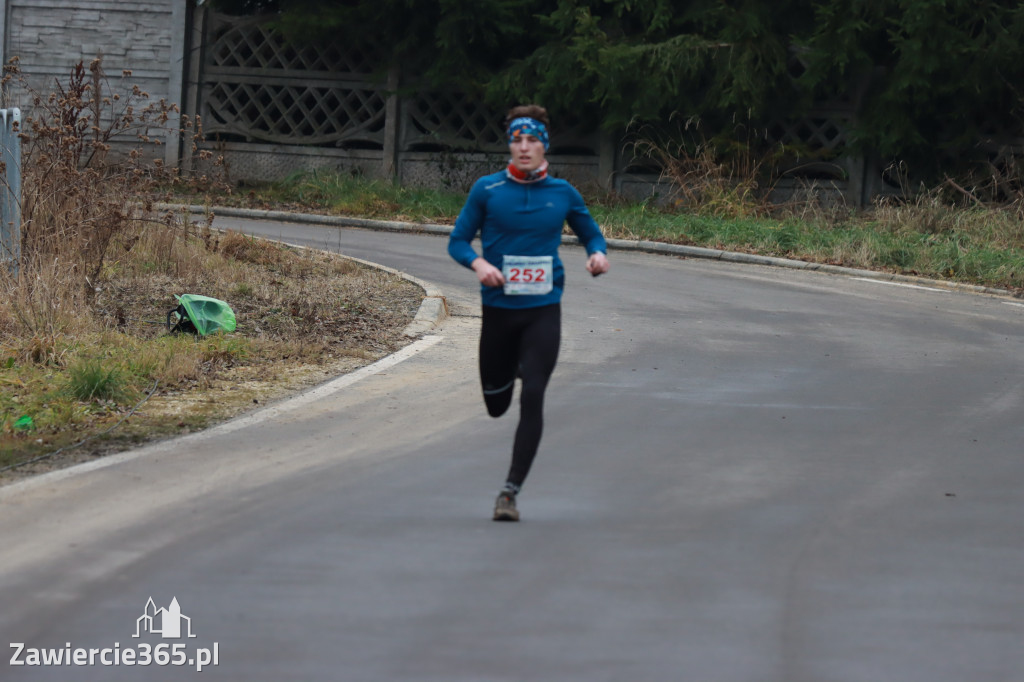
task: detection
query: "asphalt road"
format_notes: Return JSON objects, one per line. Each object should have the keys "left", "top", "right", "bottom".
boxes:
{"left": 2, "top": 216, "right": 1023, "bottom": 681}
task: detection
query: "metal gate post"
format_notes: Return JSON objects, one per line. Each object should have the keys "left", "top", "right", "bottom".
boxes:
{"left": 0, "top": 107, "right": 20, "bottom": 274}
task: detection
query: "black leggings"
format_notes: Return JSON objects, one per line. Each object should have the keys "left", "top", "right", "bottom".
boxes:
{"left": 479, "top": 303, "right": 561, "bottom": 488}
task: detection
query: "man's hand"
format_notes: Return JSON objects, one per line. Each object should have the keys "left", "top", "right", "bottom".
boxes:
{"left": 586, "top": 252, "right": 610, "bottom": 277}
{"left": 472, "top": 257, "right": 505, "bottom": 287}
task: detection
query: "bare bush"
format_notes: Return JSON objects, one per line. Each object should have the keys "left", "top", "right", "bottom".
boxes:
{"left": 0, "top": 57, "right": 218, "bottom": 307}
{"left": 628, "top": 116, "right": 781, "bottom": 218}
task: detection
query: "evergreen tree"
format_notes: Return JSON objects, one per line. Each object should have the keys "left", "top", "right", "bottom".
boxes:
{"left": 206, "top": 0, "right": 1024, "bottom": 181}
{"left": 801, "top": 0, "right": 1024, "bottom": 174}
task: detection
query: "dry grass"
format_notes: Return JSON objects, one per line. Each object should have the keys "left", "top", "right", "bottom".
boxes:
{"left": 626, "top": 115, "right": 782, "bottom": 220}
{"left": 0, "top": 224, "right": 423, "bottom": 482}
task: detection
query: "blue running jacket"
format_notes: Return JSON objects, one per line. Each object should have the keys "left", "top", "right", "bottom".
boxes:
{"left": 448, "top": 170, "right": 608, "bottom": 309}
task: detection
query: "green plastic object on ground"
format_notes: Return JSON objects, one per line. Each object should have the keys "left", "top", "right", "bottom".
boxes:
{"left": 13, "top": 415, "right": 33, "bottom": 431}
{"left": 168, "top": 294, "right": 236, "bottom": 336}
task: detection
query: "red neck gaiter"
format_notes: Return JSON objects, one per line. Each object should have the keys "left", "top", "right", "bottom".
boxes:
{"left": 506, "top": 160, "right": 549, "bottom": 183}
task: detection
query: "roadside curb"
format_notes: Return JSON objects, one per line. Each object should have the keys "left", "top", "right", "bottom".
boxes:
{"left": 162, "top": 203, "right": 1020, "bottom": 301}
{"left": 332, "top": 252, "right": 449, "bottom": 338}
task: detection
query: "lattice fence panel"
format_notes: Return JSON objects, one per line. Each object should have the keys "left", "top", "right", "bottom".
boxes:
{"left": 402, "top": 91, "right": 600, "bottom": 154}
{"left": 403, "top": 91, "right": 508, "bottom": 152}
{"left": 201, "top": 13, "right": 386, "bottom": 147}
{"left": 766, "top": 115, "right": 849, "bottom": 153}
{"left": 759, "top": 49, "right": 858, "bottom": 179}
{"left": 207, "top": 20, "right": 376, "bottom": 74}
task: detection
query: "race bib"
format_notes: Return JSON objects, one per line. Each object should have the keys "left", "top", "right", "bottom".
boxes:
{"left": 502, "top": 255, "right": 554, "bottom": 296}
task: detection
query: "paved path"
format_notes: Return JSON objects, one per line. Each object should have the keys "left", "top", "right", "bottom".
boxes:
{"left": 2, "top": 217, "right": 1023, "bottom": 681}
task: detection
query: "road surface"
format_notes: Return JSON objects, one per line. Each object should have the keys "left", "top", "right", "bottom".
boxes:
{"left": 2, "top": 216, "right": 1022, "bottom": 681}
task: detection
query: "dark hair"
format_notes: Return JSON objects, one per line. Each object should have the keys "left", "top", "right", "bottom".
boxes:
{"left": 504, "top": 104, "right": 550, "bottom": 129}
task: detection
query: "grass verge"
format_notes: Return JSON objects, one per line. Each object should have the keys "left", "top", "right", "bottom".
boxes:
{"left": 0, "top": 58, "right": 427, "bottom": 484}
{"left": 0, "top": 224, "right": 423, "bottom": 482}
{"left": 171, "top": 170, "right": 1024, "bottom": 295}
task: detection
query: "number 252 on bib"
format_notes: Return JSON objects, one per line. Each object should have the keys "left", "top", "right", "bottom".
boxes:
{"left": 502, "top": 255, "right": 553, "bottom": 296}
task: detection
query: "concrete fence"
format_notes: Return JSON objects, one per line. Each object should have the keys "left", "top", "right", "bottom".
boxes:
{"left": 1, "top": 2, "right": 1020, "bottom": 207}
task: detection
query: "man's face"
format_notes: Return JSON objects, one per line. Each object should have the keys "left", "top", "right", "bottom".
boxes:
{"left": 509, "top": 133, "right": 546, "bottom": 172}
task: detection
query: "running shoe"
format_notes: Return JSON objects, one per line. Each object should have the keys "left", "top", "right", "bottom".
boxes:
{"left": 493, "top": 491, "right": 519, "bottom": 522}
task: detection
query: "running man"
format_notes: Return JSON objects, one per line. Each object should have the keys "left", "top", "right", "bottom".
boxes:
{"left": 448, "top": 104, "right": 610, "bottom": 521}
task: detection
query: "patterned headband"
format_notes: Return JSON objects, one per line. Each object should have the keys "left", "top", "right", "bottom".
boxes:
{"left": 507, "top": 117, "right": 550, "bottom": 150}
